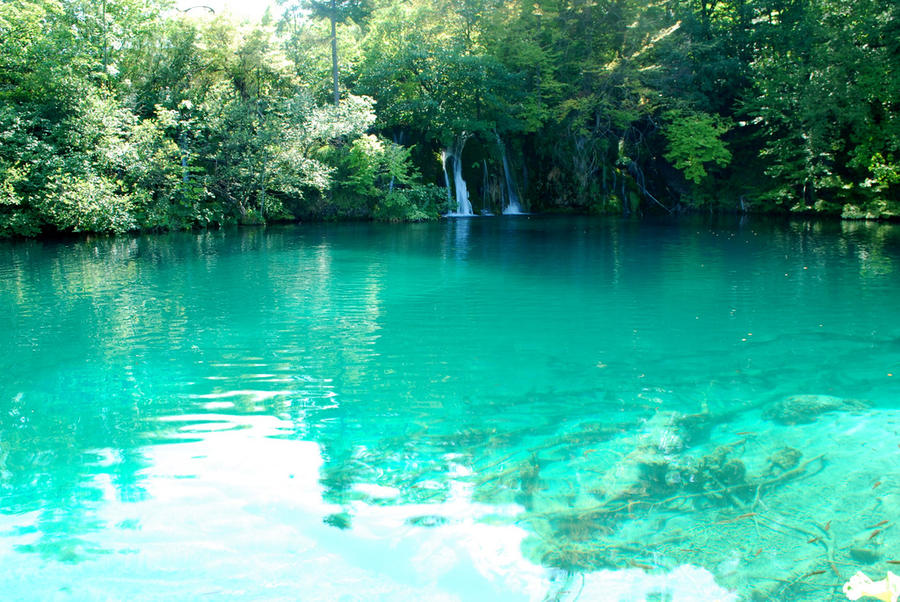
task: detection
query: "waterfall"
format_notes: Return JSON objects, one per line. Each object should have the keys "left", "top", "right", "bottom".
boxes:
{"left": 501, "top": 151, "right": 522, "bottom": 214}
{"left": 481, "top": 159, "right": 494, "bottom": 215}
{"left": 452, "top": 153, "right": 473, "bottom": 215}
{"left": 441, "top": 149, "right": 452, "bottom": 207}
{"left": 496, "top": 134, "right": 522, "bottom": 214}
{"left": 443, "top": 136, "right": 473, "bottom": 216}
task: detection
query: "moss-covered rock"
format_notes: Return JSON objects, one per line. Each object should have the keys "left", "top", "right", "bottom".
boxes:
{"left": 764, "top": 394, "right": 868, "bottom": 424}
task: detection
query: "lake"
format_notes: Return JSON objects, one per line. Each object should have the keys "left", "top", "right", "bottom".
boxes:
{"left": 1, "top": 216, "right": 899, "bottom": 600}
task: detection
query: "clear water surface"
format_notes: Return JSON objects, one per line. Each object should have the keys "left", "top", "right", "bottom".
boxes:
{"left": 1, "top": 216, "right": 899, "bottom": 600}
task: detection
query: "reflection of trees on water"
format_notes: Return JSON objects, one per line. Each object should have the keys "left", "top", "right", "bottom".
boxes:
{"left": 0, "top": 229, "right": 270, "bottom": 561}
{"left": 266, "top": 218, "right": 900, "bottom": 602}
{"left": 305, "top": 217, "right": 900, "bottom": 514}
{"left": 1, "top": 217, "right": 898, "bottom": 575}
{"left": 839, "top": 219, "right": 898, "bottom": 277}
{"left": 0, "top": 387, "right": 158, "bottom": 561}
{"left": 0, "top": 225, "right": 400, "bottom": 560}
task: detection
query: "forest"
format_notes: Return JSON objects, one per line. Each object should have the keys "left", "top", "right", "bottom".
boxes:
{"left": 0, "top": 0, "right": 898, "bottom": 236}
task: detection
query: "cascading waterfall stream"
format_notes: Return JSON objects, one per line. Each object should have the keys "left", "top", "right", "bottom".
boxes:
{"left": 496, "top": 134, "right": 522, "bottom": 214}
{"left": 443, "top": 136, "right": 473, "bottom": 216}
{"left": 452, "top": 155, "right": 472, "bottom": 215}
{"left": 481, "top": 159, "right": 494, "bottom": 215}
{"left": 441, "top": 149, "right": 453, "bottom": 207}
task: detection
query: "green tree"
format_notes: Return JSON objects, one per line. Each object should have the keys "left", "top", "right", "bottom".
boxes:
{"left": 663, "top": 109, "right": 732, "bottom": 185}
{"left": 291, "top": 0, "right": 372, "bottom": 105}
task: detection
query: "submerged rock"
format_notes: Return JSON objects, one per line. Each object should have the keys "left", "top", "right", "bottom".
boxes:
{"left": 849, "top": 545, "right": 883, "bottom": 565}
{"left": 405, "top": 515, "right": 448, "bottom": 528}
{"left": 766, "top": 446, "right": 802, "bottom": 472}
{"left": 849, "top": 529, "right": 885, "bottom": 564}
{"left": 763, "top": 394, "right": 868, "bottom": 424}
{"left": 323, "top": 512, "right": 352, "bottom": 530}
{"left": 682, "top": 445, "right": 748, "bottom": 497}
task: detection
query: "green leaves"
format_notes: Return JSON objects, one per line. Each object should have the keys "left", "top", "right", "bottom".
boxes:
{"left": 0, "top": 0, "right": 441, "bottom": 236}
{"left": 663, "top": 109, "right": 732, "bottom": 184}
{"left": 739, "top": 0, "right": 900, "bottom": 212}
{"left": 39, "top": 173, "right": 136, "bottom": 233}
{"left": 373, "top": 185, "right": 443, "bottom": 222}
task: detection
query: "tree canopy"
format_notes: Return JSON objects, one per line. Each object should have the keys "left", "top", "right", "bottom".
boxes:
{"left": 0, "top": 0, "right": 897, "bottom": 236}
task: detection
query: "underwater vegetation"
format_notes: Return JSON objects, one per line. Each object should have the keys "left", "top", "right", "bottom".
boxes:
{"left": 318, "top": 392, "right": 897, "bottom": 601}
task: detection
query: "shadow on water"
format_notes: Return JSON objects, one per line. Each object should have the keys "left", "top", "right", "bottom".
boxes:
{"left": 1, "top": 216, "right": 899, "bottom": 598}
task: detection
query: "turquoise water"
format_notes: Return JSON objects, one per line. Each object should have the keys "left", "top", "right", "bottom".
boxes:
{"left": 1, "top": 216, "right": 899, "bottom": 600}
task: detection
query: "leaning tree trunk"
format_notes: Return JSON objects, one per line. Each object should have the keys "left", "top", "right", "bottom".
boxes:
{"left": 330, "top": 0, "right": 339, "bottom": 106}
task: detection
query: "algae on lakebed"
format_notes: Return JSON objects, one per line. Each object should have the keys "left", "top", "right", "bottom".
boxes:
{"left": 454, "top": 397, "right": 900, "bottom": 601}
{"left": 308, "top": 393, "right": 898, "bottom": 600}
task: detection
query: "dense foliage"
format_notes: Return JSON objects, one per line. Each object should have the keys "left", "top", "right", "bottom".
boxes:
{"left": 1, "top": 0, "right": 897, "bottom": 236}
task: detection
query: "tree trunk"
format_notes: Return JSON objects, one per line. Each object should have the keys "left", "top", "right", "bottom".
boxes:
{"left": 700, "top": 0, "right": 711, "bottom": 39}
{"left": 331, "top": 0, "right": 339, "bottom": 106}
{"left": 101, "top": 0, "right": 109, "bottom": 76}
